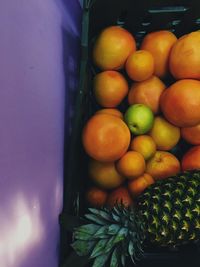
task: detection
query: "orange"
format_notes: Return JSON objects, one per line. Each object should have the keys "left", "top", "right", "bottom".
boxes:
{"left": 86, "top": 187, "right": 108, "bottom": 207}
{"left": 125, "top": 50, "right": 154, "bottom": 81}
{"left": 182, "top": 146, "right": 200, "bottom": 171}
{"left": 89, "top": 159, "right": 125, "bottom": 189}
{"left": 141, "top": 30, "right": 177, "bottom": 78}
{"left": 95, "top": 108, "right": 123, "bottom": 119}
{"left": 181, "top": 124, "right": 200, "bottom": 145}
{"left": 128, "top": 76, "right": 166, "bottom": 114}
{"left": 116, "top": 151, "right": 146, "bottom": 179}
{"left": 106, "top": 187, "right": 133, "bottom": 207}
{"left": 128, "top": 173, "right": 154, "bottom": 197}
{"left": 130, "top": 135, "right": 156, "bottom": 160}
{"left": 93, "top": 26, "right": 136, "bottom": 70}
{"left": 93, "top": 71, "right": 128, "bottom": 107}
{"left": 146, "top": 151, "right": 180, "bottom": 180}
{"left": 160, "top": 79, "right": 200, "bottom": 127}
{"left": 82, "top": 114, "right": 131, "bottom": 162}
{"left": 169, "top": 31, "right": 200, "bottom": 79}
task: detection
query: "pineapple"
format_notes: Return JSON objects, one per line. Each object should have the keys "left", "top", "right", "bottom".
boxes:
{"left": 71, "top": 170, "right": 200, "bottom": 267}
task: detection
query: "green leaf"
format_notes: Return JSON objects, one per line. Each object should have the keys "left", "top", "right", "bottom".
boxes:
{"left": 92, "top": 253, "right": 110, "bottom": 267}
{"left": 107, "top": 224, "right": 121, "bottom": 235}
{"left": 85, "top": 214, "right": 107, "bottom": 225}
{"left": 74, "top": 230, "right": 93, "bottom": 241}
{"left": 93, "top": 225, "right": 108, "bottom": 238}
{"left": 90, "top": 239, "right": 108, "bottom": 258}
{"left": 89, "top": 208, "right": 113, "bottom": 222}
{"left": 103, "top": 236, "right": 116, "bottom": 254}
{"left": 110, "top": 248, "right": 119, "bottom": 267}
{"left": 111, "top": 213, "right": 121, "bottom": 223}
{"left": 121, "top": 254, "right": 126, "bottom": 266}
{"left": 128, "top": 240, "right": 136, "bottom": 263}
{"left": 114, "top": 228, "right": 128, "bottom": 243}
{"left": 74, "top": 224, "right": 100, "bottom": 234}
{"left": 71, "top": 240, "right": 95, "bottom": 256}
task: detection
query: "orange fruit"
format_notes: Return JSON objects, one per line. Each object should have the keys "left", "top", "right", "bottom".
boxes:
{"left": 86, "top": 187, "right": 108, "bottom": 207}
{"left": 130, "top": 135, "right": 156, "bottom": 160}
{"left": 89, "top": 159, "right": 125, "bottom": 189}
{"left": 93, "top": 71, "right": 128, "bottom": 107}
{"left": 141, "top": 30, "right": 177, "bottom": 78}
{"left": 82, "top": 114, "right": 131, "bottom": 162}
{"left": 146, "top": 151, "right": 180, "bottom": 180}
{"left": 125, "top": 50, "right": 154, "bottom": 81}
{"left": 93, "top": 26, "right": 136, "bottom": 70}
{"left": 95, "top": 108, "right": 123, "bottom": 119}
{"left": 128, "top": 173, "right": 154, "bottom": 197}
{"left": 181, "top": 124, "right": 200, "bottom": 145}
{"left": 128, "top": 76, "right": 166, "bottom": 114}
{"left": 149, "top": 116, "right": 180, "bottom": 151}
{"left": 116, "top": 151, "right": 146, "bottom": 179}
{"left": 182, "top": 146, "right": 200, "bottom": 171}
{"left": 106, "top": 187, "right": 133, "bottom": 207}
{"left": 169, "top": 31, "right": 200, "bottom": 80}
{"left": 160, "top": 79, "right": 200, "bottom": 127}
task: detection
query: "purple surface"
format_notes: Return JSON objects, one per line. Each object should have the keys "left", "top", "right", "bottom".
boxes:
{"left": 0, "top": 1, "right": 81, "bottom": 267}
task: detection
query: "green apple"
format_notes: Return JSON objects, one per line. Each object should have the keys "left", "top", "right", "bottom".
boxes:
{"left": 124, "top": 104, "right": 154, "bottom": 135}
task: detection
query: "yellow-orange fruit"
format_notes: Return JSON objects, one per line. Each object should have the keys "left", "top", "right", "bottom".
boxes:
{"left": 93, "top": 26, "right": 136, "bottom": 70}
{"left": 141, "top": 30, "right": 177, "bottom": 78}
{"left": 89, "top": 159, "right": 125, "bottom": 189}
{"left": 93, "top": 71, "right": 128, "bottom": 107}
{"left": 125, "top": 50, "right": 154, "bottom": 81}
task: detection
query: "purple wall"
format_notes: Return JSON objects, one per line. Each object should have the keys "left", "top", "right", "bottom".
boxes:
{"left": 0, "top": 1, "right": 81, "bottom": 267}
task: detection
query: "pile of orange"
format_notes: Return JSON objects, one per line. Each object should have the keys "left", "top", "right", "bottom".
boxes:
{"left": 81, "top": 26, "right": 200, "bottom": 208}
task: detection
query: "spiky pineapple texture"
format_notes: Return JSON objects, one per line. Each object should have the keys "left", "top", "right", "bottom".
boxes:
{"left": 72, "top": 170, "right": 200, "bottom": 267}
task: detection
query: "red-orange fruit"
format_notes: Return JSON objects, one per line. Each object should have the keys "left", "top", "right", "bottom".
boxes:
{"left": 160, "top": 79, "right": 200, "bottom": 127}
{"left": 182, "top": 146, "right": 200, "bottom": 171}
{"left": 169, "top": 31, "right": 200, "bottom": 80}
{"left": 82, "top": 114, "right": 131, "bottom": 162}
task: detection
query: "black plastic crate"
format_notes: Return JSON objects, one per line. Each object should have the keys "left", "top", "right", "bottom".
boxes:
{"left": 59, "top": 1, "right": 200, "bottom": 266}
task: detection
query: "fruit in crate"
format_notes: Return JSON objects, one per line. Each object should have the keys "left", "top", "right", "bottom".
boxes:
{"left": 93, "top": 71, "right": 128, "bottom": 107}
{"left": 116, "top": 151, "right": 146, "bottom": 179}
{"left": 169, "top": 31, "right": 200, "bottom": 79}
{"left": 86, "top": 187, "right": 108, "bottom": 208}
{"left": 161, "top": 79, "right": 200, "bottom": 127}
{"left": 72, "top": 170, "right": 200, "bottom": 267}
{"left": 182, "top": 146, "right": 200, "bottom": 171}
{"left": 89, "top": 159, "right": 125, "bottom": 189}
{"left": 128, "top": 173, "right": 154, "bottom": 197}
{"left": 146, "top": 151, "right": 180, "bottom": 180}
{"left": 149, "top": 116, "right": 180, "bottom": 151}
{"left": 93, "top": 26, "right": 136, "bottom": 70}
{"left": 95, "top": 108, "right": 123, "bottom": 119}
{"left": 106, "top": 187, "right": 133, "bottom": 208}
{"left": 181, "top": 123, "right": 200, "bottom": 145}
{"left": 141, "top": 30, "right": 177, "bottom": 78}
{"left": 124, "top": 104, "right": 154, "bottom": 135}
{"left": 128, "top": 75, "right": 166, "bottom": 114}
{"left": 82, "top": 113, "right": 131, "bottom": 162}
{"left": 125, "top": 50, "right": 154, "bottom": 81}
{"left": 130, "top": 135, "right": 156, "bottom": 160}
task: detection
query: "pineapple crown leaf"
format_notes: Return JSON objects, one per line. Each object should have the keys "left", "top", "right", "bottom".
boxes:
{"left": 71, "top": 204, "right": 145, "bottom": 267}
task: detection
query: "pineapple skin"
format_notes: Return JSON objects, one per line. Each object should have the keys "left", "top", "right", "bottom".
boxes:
{"left": 138, "top": 170, "right": 200, "bottom": 247}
